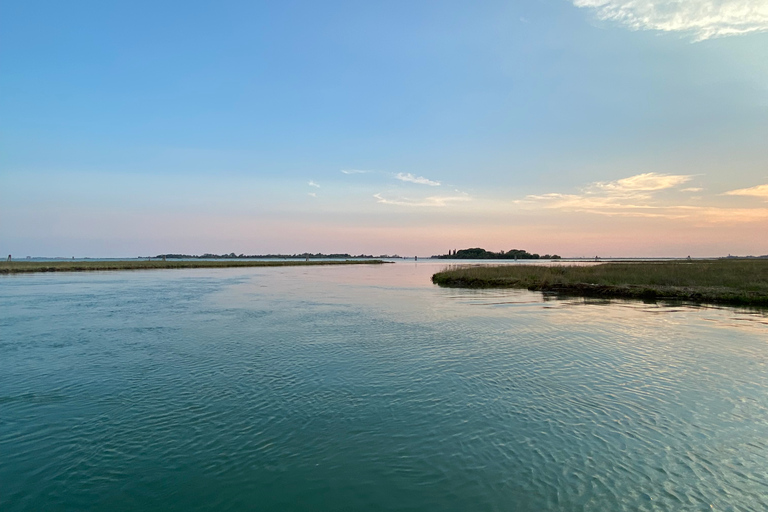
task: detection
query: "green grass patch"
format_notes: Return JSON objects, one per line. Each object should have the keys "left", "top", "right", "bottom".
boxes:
{"left": 432, "top": 259, "right": 768, "bottom": 307}
{"left": 0, "top": 259, "right": 387, "bottom": 274}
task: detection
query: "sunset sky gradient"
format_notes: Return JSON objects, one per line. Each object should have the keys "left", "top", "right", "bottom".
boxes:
{"left": 2, "top": 0, "right": 767, "bottom": 257}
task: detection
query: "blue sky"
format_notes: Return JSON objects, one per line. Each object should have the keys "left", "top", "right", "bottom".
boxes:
{"left": 2, "top": 0, "right": 767, "bottom": 257}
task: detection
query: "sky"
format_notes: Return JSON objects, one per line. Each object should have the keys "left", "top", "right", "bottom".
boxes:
{"left": 1, "top": 0, "right": 767, "bottom": 258}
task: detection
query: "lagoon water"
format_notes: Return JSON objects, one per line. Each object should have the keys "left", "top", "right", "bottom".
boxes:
{"left": 2, "top": 261, "right": 767, "bottom": 511}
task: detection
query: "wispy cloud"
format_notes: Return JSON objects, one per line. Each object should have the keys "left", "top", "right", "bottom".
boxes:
{"left": 724, "top": 183, "right": 768, "bottom": 199}
{"left": 518, "top": 172, "right": 742, "bottom": 220}
{"left": 308, "top": 192, "right": 317, "bottom": 198}
{"left": 523, "top": 193, "right": 662, "bottom": 214}
{"left": 587, "top": 172, "right": 693, "bottom": 196}
{"left": 308, "top": 180, "right": 320, "bottom": 188}
{"left": 524, "top": 193, "right": 768, "bottom": 222}
{"left": 516, "top": 172, "right": 693, "bottom": 214}
{"left": 374, "top": 193, "right": 470, "bottom": 207}
{"left": 572, "top": 0, "right": 768, "bottom": 41}
{"left": 395, "top": 173, "right": 441, "bottom": 186}
{"left": 681, "top": 187, "right": 704, "bottom": 192}
{"left": 341, "top": 169, "right": 372, "bottom": 174}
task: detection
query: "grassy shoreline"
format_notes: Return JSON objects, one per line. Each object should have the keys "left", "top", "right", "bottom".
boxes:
{"left": 0, "top": 259, "right": 387, "bottom": 274}
{"left": 432, "top": 260, "right": 768, "bottom": 307}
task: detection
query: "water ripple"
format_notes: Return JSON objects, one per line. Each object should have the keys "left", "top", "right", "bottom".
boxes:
{"left": 1, "top": 265, "right": 767, "bottom": 511}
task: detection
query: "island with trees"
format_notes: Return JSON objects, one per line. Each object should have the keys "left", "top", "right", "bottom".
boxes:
{"left": 432, "top": 248, "right": 561, "bottom": 260}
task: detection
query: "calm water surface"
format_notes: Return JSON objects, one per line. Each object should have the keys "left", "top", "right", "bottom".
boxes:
{"left": 1, "top": 262, "right": 767, "bottom": 511}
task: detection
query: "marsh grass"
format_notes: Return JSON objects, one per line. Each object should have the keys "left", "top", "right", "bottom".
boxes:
{"left": 432, "top": 260, "right": 768, "bottom": 306}
{"left": 0, "top": 259, "right": 386, "bottom": 274}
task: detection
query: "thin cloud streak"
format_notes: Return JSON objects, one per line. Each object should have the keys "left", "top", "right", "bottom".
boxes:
{"left": 308, "top": 180, "right": 320, "bottom": 188}
{"left": 373, "top": 193, "right": 470, "bottom": 207}
{"left": 724, "top": 183, "right": 768, "bottom": 199}
{"left": 519, "top": 172, "right": 768, "bottom": 223}
{"left": 587, "top": 172, "right": 693, "bottom": 196}
{"left": 395, "top": 173, "right": 441, "bottom": 186}
{"left": 573, "top": 0, "right": 768, "bottom": 41}
{"left": 526, "top": 195, "right": 768, "bottom": 222}
{"left": 340, "top": 169, "right": 372, "bottom": 174}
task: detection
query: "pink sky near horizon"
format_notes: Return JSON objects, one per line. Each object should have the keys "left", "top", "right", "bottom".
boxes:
{"left": 4, "top": 168, "right": 767, "bottom": 258}
{"left": 4, "top": 193, "right": 766, "bottom": 258}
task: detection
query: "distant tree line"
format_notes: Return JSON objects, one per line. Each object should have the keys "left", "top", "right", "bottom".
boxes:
{"left": 155, "top": 253, "right": 397, "bottom": 259}
{"left": 432, "top": 248, "right": 561, "bottom": 260}
{"left": 723, "top": 254, "right": 768, "bottom": 259}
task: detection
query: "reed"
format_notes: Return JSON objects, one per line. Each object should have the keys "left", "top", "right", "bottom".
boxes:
{"left": 0, "top": 259, "right": 387, "bottom": 274}
{"left": 432, "top": 259, "right": 768, "bottom": 306}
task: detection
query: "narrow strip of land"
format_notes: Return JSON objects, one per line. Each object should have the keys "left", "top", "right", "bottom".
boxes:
{"left": 1, "top": 259, "right": 387, "bottom": 274}
{"left": 432, "top": 260, "right": 768, "bottom": 307}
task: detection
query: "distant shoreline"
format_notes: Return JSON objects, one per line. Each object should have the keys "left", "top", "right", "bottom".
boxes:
{"left": 431, "top": 260, "right": 768, "bottom": 307}
{"left": 0, "top": 259, "right": 388, "bottom": 274}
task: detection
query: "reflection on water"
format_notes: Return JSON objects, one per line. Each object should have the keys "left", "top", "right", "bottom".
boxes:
{"left": 1, "top": 262, "right": 767, "bottom": 512}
